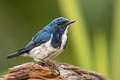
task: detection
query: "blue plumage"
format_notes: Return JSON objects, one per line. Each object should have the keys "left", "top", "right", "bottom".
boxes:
{"left": 7, "top": 17, "right": 75, "bottom": 61}
{"left": 25, "top": 29, "right": 51, "bottom": 50}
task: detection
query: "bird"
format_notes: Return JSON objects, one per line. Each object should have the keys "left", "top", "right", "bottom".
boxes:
{"left": 7, "top": 17, "right": 75, "bottom": 74}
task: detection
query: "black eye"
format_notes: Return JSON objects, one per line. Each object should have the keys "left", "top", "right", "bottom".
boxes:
{"left": 57, "top": 22, "right": 62, "bottom": 25}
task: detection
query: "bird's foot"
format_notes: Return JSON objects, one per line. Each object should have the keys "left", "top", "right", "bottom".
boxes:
{"left": 38, "top": 60, "right": 45, "bottom": 66}
{"left": 38, "top": 60, "right": 60, "bottom": 75}
{"left": 45, "top": 60, "right": 60, "bottom": 75}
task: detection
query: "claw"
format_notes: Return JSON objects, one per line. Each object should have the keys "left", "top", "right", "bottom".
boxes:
{"left": 38, "top": 59, "right": 45, "bottom": 66}
{"left": 38, "top": 60, "right": 60, "bottom": 75}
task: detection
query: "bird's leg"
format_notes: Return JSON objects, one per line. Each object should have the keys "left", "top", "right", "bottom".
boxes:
{"left": 45, "top": 60, "right": 60, "bottom": 75}
{"left": 38, "top": 59, "right": 45, "bottom": 66}
{"left": 38, "top": 59, "right": 60, "bottom": 75}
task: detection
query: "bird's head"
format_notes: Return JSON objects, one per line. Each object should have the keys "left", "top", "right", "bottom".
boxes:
{"left": 48, "top": 17, "right": 75, "bottom": 33}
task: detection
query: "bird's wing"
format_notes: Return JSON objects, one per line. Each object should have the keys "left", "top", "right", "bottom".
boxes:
{"left": 24, "top": 29, "right": 51, "bottom": 51}
{"left": 7, "top": 29, "right": 51, "bottom": 59}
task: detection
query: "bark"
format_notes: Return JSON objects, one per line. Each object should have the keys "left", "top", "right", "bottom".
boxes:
{"left": 0, "top": 62, "right": 110, "bottom": 80}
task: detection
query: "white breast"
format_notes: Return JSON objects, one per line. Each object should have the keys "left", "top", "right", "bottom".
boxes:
{"left": 29, "top": 35, "right": 56, "bottom": 61}
{"left": 29, "top": 26, "right": 69, "bottom": 62}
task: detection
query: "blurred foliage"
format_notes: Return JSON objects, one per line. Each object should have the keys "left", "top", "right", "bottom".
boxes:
{"left": 0, "top": 0, "right": 119, "bottom": 80}
{"left": 58, "top": 0, "right": 92, "bottom": 70}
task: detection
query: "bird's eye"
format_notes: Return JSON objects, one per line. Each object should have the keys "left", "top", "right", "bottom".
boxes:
{"left": 57, "top": 22, "right": 62, "bottom": 25}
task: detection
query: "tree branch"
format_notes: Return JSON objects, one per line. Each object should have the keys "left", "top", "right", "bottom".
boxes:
{"left": 0, "top": 62, "right": 110, "bottom": 80}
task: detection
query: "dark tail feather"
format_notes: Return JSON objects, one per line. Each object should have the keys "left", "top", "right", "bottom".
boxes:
{"left": 6, "top": 48, "right": 26, "bottom": 59}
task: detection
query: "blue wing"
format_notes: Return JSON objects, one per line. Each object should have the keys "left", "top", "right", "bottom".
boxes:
{"left": 7, "top": 29, "right": 51, "bottom": 59}
{"left": 24, "top": 29, "right": 51, "bottom": 51}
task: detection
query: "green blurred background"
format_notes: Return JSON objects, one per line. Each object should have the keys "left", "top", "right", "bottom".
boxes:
{"left": 0, "top": 0, "right": 120, "bottom": 80}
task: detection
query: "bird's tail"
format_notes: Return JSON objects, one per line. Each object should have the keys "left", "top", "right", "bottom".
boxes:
{"left": 6, "top": 48, "right": 27, "bottom": 59}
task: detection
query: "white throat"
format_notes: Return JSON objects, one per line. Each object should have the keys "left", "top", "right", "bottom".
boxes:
{"left": 60, "top": 26, "right": 69, "bottom": 49}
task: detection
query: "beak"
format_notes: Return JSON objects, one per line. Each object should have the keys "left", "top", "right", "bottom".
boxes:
{"left": 66, "top": 20, "right": 75, "bottom": 25}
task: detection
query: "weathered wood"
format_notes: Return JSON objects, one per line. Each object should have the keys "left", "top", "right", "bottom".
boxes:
{"left": 0, "top": 62, "right": 109, "bottom": 80}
